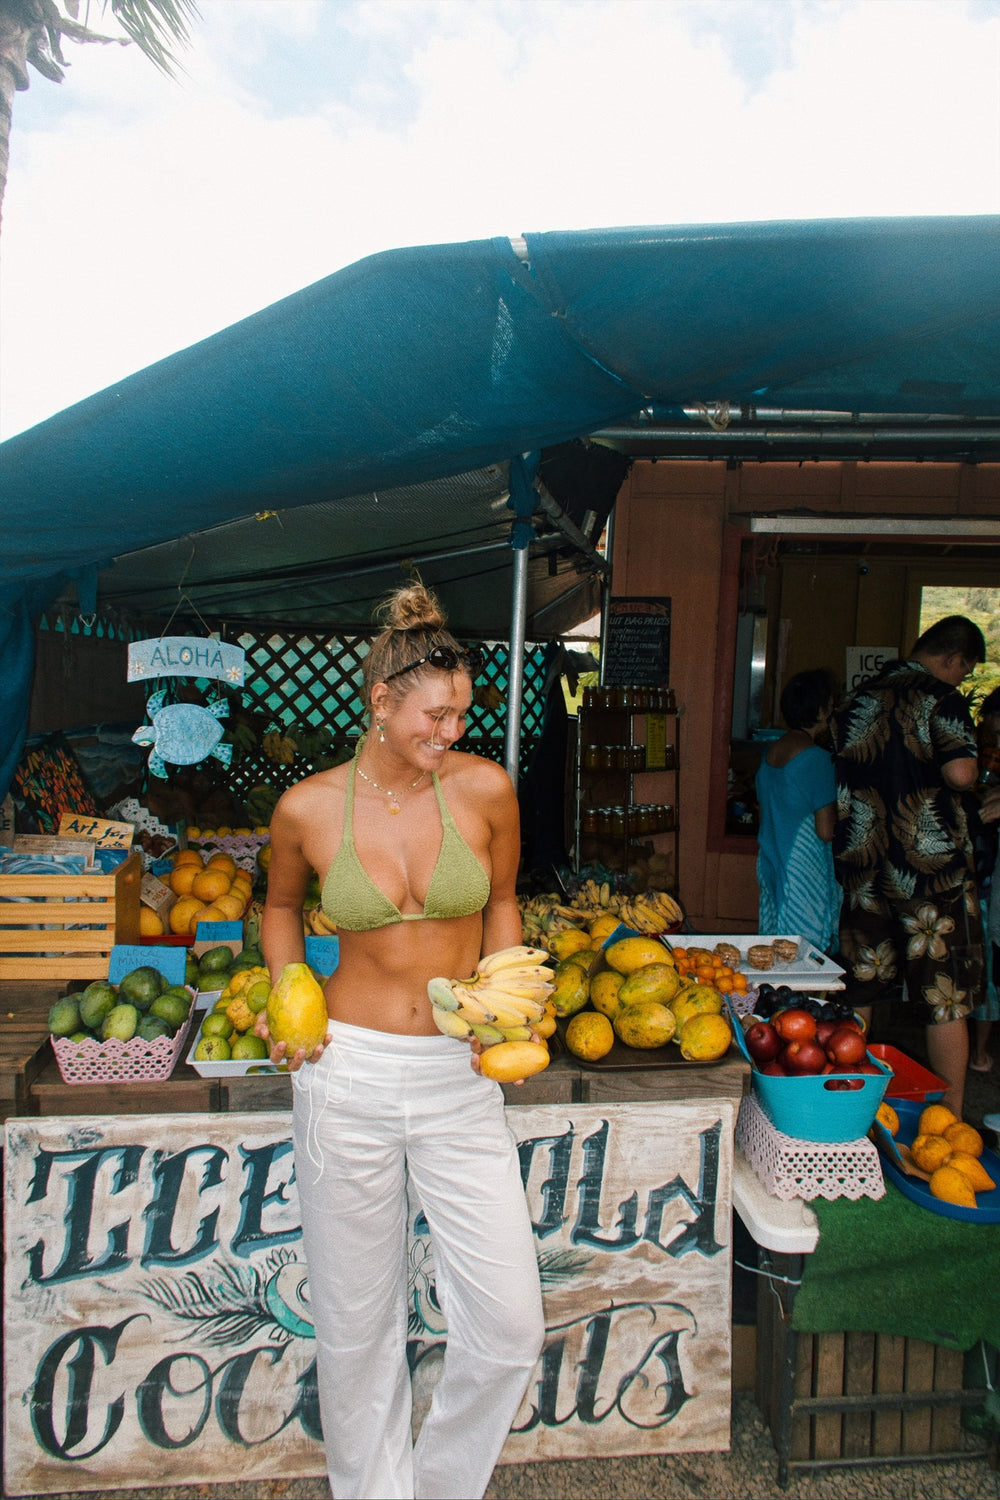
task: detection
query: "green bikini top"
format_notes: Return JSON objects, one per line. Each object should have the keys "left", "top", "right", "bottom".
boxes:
{"left": 322, "top": 760, "right": 491, "bottom": 932}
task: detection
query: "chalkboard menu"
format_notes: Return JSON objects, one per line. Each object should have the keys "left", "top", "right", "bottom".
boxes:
{"left": 603, "top": 596, "right": 671, "bottom": 687}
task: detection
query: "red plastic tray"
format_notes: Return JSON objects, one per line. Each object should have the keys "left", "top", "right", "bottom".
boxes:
{"left": 867, "top": 1043, "right": 947, "bottom": 1102}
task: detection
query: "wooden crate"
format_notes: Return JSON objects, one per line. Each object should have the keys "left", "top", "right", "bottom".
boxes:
{"left": 755, "top": 1249, "right": 981, "bottom": 1480}
{"left": 0, "top": 851, "right": 141, "bottom": 980}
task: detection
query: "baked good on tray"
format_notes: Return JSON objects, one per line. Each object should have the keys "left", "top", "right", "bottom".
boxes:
{"left": 772, "top": 938, "right": 800, "bottom": 963}
{"left": 747, "top": 943, "right": 775, "bottom": 970}
{"left": 713, "top": 941, "right": 741, "bottom": 968}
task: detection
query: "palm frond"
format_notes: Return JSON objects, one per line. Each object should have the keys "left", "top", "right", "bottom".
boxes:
{"left": 107, "top": 0, "right": 199, "bottom": 76}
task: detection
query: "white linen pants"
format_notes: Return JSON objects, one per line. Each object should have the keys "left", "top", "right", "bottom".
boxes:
{"left": 291, "top": 1020, "right": 545, "bottom": 1500}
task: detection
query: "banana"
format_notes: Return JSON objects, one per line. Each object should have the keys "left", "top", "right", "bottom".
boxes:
{"left": 432, "top": 1006, "right": 473, "bottom": 1040}
{"left": 476, "top": 945, "right": 549, "bottom": 977}
{"left": 471, "top": 990, "right": 547, "bottom": 1027}
{"left": 450, "top": 983, "right": 499, "bottom": 1025}
{"left": 482, "top": 976, "right": 554, "bottom": 1001}
{"left": 488, "top": 1000, "right": 547, "bottom": 1029}
{"left": 470, "top": 1023, "right": 506, "bottom": 1047}
{"left": 498, "top": 1024, "right": 534, "bottom": 1042}
{"left": 427, "top": 976, "right": 461, "bottom": 1012}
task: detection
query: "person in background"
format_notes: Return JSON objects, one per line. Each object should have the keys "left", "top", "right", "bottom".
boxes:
{"left": 755, "top": 668, "right": 840, "bottom": 951}
{"left": 259, "top": 582, "right": 544, "bottom": 1500}
{"left": 832, "top": 615, "right": 986, "bottom": 1117}
{"left": 969, "top": 687, "right": 1000, "bottom": 1073}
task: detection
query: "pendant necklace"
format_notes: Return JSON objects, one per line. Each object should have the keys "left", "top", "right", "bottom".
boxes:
{"left": 356, "top": 761, "right": 427, "bottom": 814}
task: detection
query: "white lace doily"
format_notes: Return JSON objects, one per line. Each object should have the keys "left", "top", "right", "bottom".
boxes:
{"left": 736, "top": 1092, "right": 885, "bottom": 1202}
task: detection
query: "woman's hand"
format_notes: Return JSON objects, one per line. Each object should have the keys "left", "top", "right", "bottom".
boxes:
{"left": 253, "top": 1013, "right": 330, "bottom": 1072}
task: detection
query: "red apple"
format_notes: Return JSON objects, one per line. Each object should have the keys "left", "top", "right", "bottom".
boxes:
{"left": 761, "top": 1060, "right": 787, "bottom": 1075}
{"left": 745, "top": 1021, "right": 782, "bottom": 1065}
{"left": 825, "top": 1027, "right": 868, "bottom": 1067}
{"left": 773, "top": 1008, "right": 818, "bottom": 1043}
{"left": 816, "top": 1018, "right": 839, "bottom": 1046}
{"left": 781, "top": 1038, "right": 828, "bottom": 1074}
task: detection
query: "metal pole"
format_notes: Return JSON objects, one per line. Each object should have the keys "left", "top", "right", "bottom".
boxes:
{"left": 504, "top": 543, "right": 529, "bottom": 785}
{"left": 598, "top": 504, "right": 616, "bottom": 686}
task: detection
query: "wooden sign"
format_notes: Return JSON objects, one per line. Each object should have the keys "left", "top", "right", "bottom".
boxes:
{"left": 4, "top": 1100, "right": 735, "bottom": 1492}
{"left": 604, "top": 597, "right": 671, "bottom": 687}
{"left": 127, "top": 636, "right": 245, "bottom": 686}
{"left": 13, "top": 835, "right": 97, "bottom": 865}
{"left": 57, "top": 813, "right": 134, "bottom": 849}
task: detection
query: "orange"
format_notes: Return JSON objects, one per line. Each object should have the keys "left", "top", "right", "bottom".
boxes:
{"left": 169, "top": 863, "right": 201, "bottom": 897}
{"left": 910, "top": 1133, "right": 953, "bottom": 1174}
{"left": 139, "top": 906, "right": 165, "bottom": 937}
{"left": 918, "top": 1103, "right": 958, "bottom": 1137}
{"left": 942, "top": 1121, "right": 984, "bottom": 1158}
{"left": 213, "top": 892, "right": 246, "bottom": 921}
{"left": 207, "top": 852, "right": 238, "bottom": 877}
{"left": 191, "top": 867, "right": 233, "bottom": 903}
{"left": 946, "top": 1152, "right": 995, "bottom": 1192}
{"left": 875, "top": 1102, "right": 899, "bottom": 1136}
{"left": 190, "top": 902, "right": 224, "bottom": 933}
{"left": 928, "top": 1164, "right": 977, "bottom": 1208}
{"left": 172, "top": 848, "right": 204, "bottom": 869}
{"left": 169, "top": 896, "right": 203, "bottom": 935}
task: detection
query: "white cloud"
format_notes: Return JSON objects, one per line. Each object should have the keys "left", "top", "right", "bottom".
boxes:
{"left": 1, "top": 0, "right": 997, "bottom": 440}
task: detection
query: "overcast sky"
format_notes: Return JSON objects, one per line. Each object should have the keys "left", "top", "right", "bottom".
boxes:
{"left": 1, "top": 0, "right": 998, "bottom": 441}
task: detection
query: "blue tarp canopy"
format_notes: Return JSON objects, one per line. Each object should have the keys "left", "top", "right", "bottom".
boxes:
{"left": 1, "top": 214, "right": 999, "bottom": 794}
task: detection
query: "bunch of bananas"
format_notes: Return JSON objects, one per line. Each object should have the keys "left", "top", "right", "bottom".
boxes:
{"left": 517, "top": 882, "right": 684, "bottom": 944}
{"left": 428, "top": 946, "right": 556, "bottom": 1079}
{"left": 263, "top": 730, "right": 298, "bottom": 766}
{"left": 304, "top": 904, "right": 337, "bottom": 936}
{"left": 614, "top": 890, "right": 684, "bottom": 934}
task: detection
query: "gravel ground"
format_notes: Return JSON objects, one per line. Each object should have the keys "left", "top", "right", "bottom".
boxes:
{"left": 10, "top": 1395, "right": 996, "bottom": 1500}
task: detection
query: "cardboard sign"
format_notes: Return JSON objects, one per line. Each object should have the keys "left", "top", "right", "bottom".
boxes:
{"left": 845, "top": 646, "right": 895, "bottom": 692}
{"left": 57, "top": 813, "right": 134, "bottom": 849}
{"left": 13, "top": 835, "right": 97, "bottom": 866}
{"left": 140, "top": 874, "right": 176, "bottom": 913}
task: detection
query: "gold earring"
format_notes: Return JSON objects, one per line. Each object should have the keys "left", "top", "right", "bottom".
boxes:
{"left": 377, "top": 719, "right": 386, "bottom": 743}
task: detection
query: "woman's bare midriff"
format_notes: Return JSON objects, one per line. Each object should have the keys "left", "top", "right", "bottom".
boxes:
{"left": 323, "top": 913, "right": 485, "bottom": 1035}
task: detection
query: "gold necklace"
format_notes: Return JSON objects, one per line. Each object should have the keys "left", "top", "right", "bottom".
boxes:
{"left": 356, "top": 761, "right": 427, "bottom": 814}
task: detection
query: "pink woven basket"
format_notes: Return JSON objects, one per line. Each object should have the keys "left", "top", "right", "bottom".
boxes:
{"left": 51, "top": 1005, "right": 196, "bottom": 1085}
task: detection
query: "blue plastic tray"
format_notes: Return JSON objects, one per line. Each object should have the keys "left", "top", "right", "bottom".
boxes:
{"left": 876, "top": 1099, "right": 1000, "bottom": 1223}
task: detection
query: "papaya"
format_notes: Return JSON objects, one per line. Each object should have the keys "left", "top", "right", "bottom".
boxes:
{"left": 478, "top": 1039, "right": 550, "bottom": 1082}
{"left": 265, "top": 963, "right": 329, "bottom": 1055}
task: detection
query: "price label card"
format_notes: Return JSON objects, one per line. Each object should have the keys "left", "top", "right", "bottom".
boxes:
{"left": 140, "top": 874, "right": 176, "bottom": 913}
{"left": 58, "top": 813, "right": 135, "bottom": 849}
{"left": 645, "top": 713, "right": 668, "bottom": 769}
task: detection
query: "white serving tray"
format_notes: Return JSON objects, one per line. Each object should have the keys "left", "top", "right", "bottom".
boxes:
{"left": 186, "top": 1012, "right": 283, "bottom": 1077}
{"left": 679, "top": 933, "right": 845, "bottom": 990}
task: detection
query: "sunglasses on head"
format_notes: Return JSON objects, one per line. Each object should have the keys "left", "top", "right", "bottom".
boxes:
{"left": 384, "top": 645, "right": 484, "bottom": 684}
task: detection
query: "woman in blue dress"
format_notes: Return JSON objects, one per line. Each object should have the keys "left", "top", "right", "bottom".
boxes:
{"left": 756, "top": 669, "right": 840, "bottom": 951}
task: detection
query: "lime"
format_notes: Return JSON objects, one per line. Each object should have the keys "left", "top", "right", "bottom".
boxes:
{"left": 200, "top": 1011, "right": 234, "bottom": 1040}
{"left": 230, "top": 1033, "right": 269, "bottom": 1061}
{"left": 194, "top": 1035, "right": 232, "bottom": 1062}
{"left": 246, "top": 979, "right": 271, "bottom": 1014}
{"left": 117, "top": 966, "right": 167, "bottom": 1012}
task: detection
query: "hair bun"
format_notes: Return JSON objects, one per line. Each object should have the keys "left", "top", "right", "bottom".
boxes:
{"left": 378, "top": 583, "right": 447, "bottom": 632}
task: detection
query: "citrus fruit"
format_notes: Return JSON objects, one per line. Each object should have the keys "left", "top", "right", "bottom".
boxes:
{"left": 193, "top": 903, "right": 227, "bottom": 930}
{"left": 200, "top": 1011, "right": 234, "bottom": 1040}
{"left": 875, "top": 1102, "right": 899, "bottom": 1136}
{"left": 213, "top": 892, "right": 246, "bottom": 921}
{"left": 605, "top": 936, "right": 672, "bottom": 975}
{"left": 918, "top": 1103, "right": 958, "bottom": 1136}
{"left": 139, "top": 906, "right": 165, "bottom": 937}
{"left": 678, "top": 1011, "right": 732, "bottom": 1061}
{"left": 191, "top": 867, "right": 233, "bottom": 903}
{"left": 194, "top": 1035, "right": 232, "bottom": 1062}
{"left": 207, "top": 852, "right": 238, "bottom": 877}
{"left": 169, "top": 863, "right": 201, "bottom": 897}
{"left": 619, "top": 961, "right": 683, "bottom": 1008}
{"left": 231, "top": 1033, "right": 269, "bottom": 1061}
{"left": 928, "top": 1164, "right": 977, "bottom": 1208}
{"left": 590, "top": 969, "right": 625, "bottom": 1020}
{"left": 172, "top": 848, "right": 203, "bottom": 869}
{"left": 942, "top": 1121, "right": 984, "bottom": 1158}
{"left": 613, "top": 1001, "right": 676, "bottom": 1049}
{"left": 246, "top": 979, "right": 271, "bottom": 1014}
{"left": 565, "top": 1011, "right": 615, "bottom": 1062}
{"left": 170, "top": 896, "right": 203, "bottom": 935}
{"left": 185, "top": 826, "right": 202, "bottom": 840}
{"left": 548, "top": 928, "right": 593, "bottom": 961}
{"left": 946, "top": 1152, "right": 995, "bottom": 1192}
{"left": 910, "top": 1133, "right": 953, "bottom": 1174}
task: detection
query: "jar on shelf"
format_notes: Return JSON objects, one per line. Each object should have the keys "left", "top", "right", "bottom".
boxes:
{"left": 659, "top": 804, "right": 676, "bottom": 831}
{"left": 597, "top": 806, "right": 614, "bottom": 837}
{"left": 662, "top": 743, "right": 677, "bottom": 770}
{"left": 582, "top": 743, "right": 603, "bottom": 771}
{"left": 629, "top": 743, "right": 647, "bottom": 771}
{"left": 609, "top": 805, "right": 627, "bottom": 838}
{"left": 581, "top": 806, "right": 599, "bottom": 835}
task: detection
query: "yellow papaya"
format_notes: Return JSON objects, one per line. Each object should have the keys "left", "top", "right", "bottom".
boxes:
{"left": 478, "top": 1039, "right": 550, "bottom": 1082}
{"left": 265, "top": 962, "right": 329, "bottom": 1055}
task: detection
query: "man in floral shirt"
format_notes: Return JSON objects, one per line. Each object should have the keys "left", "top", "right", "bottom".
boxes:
{"left": 832, "top": 615, "right": 985, "bottom": 1115}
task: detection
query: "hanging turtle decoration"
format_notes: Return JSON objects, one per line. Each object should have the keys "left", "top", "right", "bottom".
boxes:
{"left": 133, "top": 689, "right": 233, "bottom": 779}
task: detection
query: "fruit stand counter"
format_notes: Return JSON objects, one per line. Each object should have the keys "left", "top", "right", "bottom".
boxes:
{"left": 2, "top": 984, "right": 750, "bottom": 1494}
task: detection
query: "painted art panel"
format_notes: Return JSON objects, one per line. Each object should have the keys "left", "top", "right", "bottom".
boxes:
{"left": 4, "top": 1100, "right": 734, "bottom": 1494}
